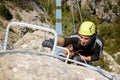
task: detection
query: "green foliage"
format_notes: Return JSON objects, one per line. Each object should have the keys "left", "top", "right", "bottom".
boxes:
{"left": 15, "top": 12, "right": 22, "bottom": 20}
{"left": 98, "top": 22, "right": 120, "bottom": 55}
{"left": 62, "top": 1, "right": 70, "bottom": 13}
{"left": 47, "top": 1, "right": 56, "bottom": 25}
{"left": 0, "top": 21, "right": 3, "bottom": 27}
{"left": 118, "top": 0, "right": 120, "bottom": 6}
{"left": 115, "top": 15, "right": 120, "bottom": 25}
{"left": 0, "top": 4, "right": 12, "bottom": 20}
{"left": 81, "top": 8, "right": 91, "bottom": 19}
{"left": 112, "top": 5, "right": 119, "bottom": 13}
{"left": 12, "top": 0, "right": 31, "bottom": 9}
{"left": 93, "top": 54, "right": 112, "bottom": 72}
{"left": 35, "top": 0, "right": 56, "bottom": 25}
{"left": 24, "top": 3, "right": 33, "bottom": 12}
{"left": 114, "top": 55, "right": 120, "bottom": 65}
{"left": 86, "top": 16, "right": 102, "bottom": 25}
{"left": 1, "top": 0, "right": 33, "bottom": 11}
{"left": 103, "top": 5, "right": 109, "bottom": 12}
{"left": 39, "top": 13, "right": 45, "bottom": 23}
{"left": 62, "top": 2, "right": 73, "bottom": 37}
{"left": 62, "top": 2, "right": 81, "bottom": 37}
{"left": 0, "top": 21, "right": 6, "bottom": 29}
{"left": 107, "top": 0, "right": 112, "bottom": 9}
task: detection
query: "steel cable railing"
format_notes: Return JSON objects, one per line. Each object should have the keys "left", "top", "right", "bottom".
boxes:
{"left": 3, "top": 22, "right": 58, "bottom": 54}
{"left": 0, "top": 49, "right": 116, "bottom": 80}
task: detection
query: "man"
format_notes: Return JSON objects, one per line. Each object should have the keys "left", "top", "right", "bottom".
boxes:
{"left": 42, "top": 21, "right": 103, "bottom": 64}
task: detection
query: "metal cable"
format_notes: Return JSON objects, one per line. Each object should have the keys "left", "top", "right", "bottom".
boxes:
{"left": 0, "top": 50, "right": 115, "bottom": 80}
{"left": 69, "top": 1, "right": 76, "bottom": 33}
{"left": 47, "top": 0, "right": 50, "bottom": 17}
{"left": 79, "top": 54, "right": 87, "bottom": 64}
{"left": 76, "top": 0, "right": 83, "bottom": 22}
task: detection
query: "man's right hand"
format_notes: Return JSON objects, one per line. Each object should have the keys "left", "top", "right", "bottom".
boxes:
{"left": 72, "top": 54, "right": 81, "bottom": 61}
{"left": 42, "top": 38, "right": 54, "bottom": 49}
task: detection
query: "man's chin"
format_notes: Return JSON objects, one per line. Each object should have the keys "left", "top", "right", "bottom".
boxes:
{"left": 81, "top": 44, "right": 86, "bottom": 46}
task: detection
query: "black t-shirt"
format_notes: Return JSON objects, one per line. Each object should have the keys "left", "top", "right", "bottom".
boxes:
{"left": 63, "top": 34, "right": 103, "bottom": 61}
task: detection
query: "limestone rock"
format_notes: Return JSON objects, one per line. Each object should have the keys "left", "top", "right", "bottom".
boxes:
{"left": 0, "top": 53, "right": 108, "bottom": 80}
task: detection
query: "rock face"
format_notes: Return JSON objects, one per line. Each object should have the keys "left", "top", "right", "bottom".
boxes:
{"left": 0, "top": 53, "right": 108, "bottom": 80}
{"left": 13, "top": 30, "right": 53, "bottom": 52}
{"left": 0, "top": 1, "right": 119, "bottom": 79}
{"left": 103, "top": 51, "right": 120, "bottom": 73}
{"left": 68, "top": 0, "right": 119, "bottom": 23}
{"left": 0, "top": 30, "right": 120, "bottom": 80}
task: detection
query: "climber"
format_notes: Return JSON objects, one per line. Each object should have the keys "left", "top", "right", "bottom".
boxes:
{"left": 42, "top": 21, "right": 103, "bottom": 64}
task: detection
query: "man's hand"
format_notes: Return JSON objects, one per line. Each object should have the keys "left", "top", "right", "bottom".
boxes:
{"left": 42, "top": 38, "right": 54, "bottom": 49}
{"left": 72, "top": 54, "right": 81, "bottom": 61}
{"left": 63, "top": 44, "right": 75, "bottom": 58}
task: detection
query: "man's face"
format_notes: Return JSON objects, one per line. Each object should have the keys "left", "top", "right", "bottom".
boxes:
{"left": 79, "top": 35, "right": 91, "bottom": 46}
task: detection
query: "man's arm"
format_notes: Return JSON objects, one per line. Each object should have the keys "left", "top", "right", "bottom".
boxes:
{"left": 57, "top": 36, "right": 80, "bottom": 47}
{"left": 91, "top": 44, "right": 102, "bottom": 61}
{"left": 80, "top": 42, "right": 103, "bottom": 62}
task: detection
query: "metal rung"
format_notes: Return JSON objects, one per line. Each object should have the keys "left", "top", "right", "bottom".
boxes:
{"left": 3, "top": 22, "right": 58, "bottom": 54}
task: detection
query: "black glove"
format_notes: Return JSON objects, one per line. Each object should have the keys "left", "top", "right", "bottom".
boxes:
{"left": 72, "top": 54, "right": 81, "bottom": 62}
{"left": 42, "top": 38, "right": 54, "bottom": 49}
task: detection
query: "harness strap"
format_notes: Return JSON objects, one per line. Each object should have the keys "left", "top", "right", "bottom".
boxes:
{"left": 92, "top": 36, "right": 103, "bottom": 57}
{"left": 68, "top": 34, "right": 80, "bottom": 38}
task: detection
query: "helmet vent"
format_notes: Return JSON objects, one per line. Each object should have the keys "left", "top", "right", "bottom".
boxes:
{"left": 89, "top": 24, "right": 93, "bottom": 33}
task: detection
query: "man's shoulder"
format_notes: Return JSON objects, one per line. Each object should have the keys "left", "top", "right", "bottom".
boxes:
{"left": 91, "top": 34, "right": 103, "bottom": 51}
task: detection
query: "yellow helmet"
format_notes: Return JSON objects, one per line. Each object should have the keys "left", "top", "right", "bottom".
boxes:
{"left": 78, "top": 21, "right": 95, "bottom": 36}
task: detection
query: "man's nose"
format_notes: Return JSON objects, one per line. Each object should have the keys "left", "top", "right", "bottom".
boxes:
{"left": 81, "top": 38, "right": 85, "bottom": 43}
